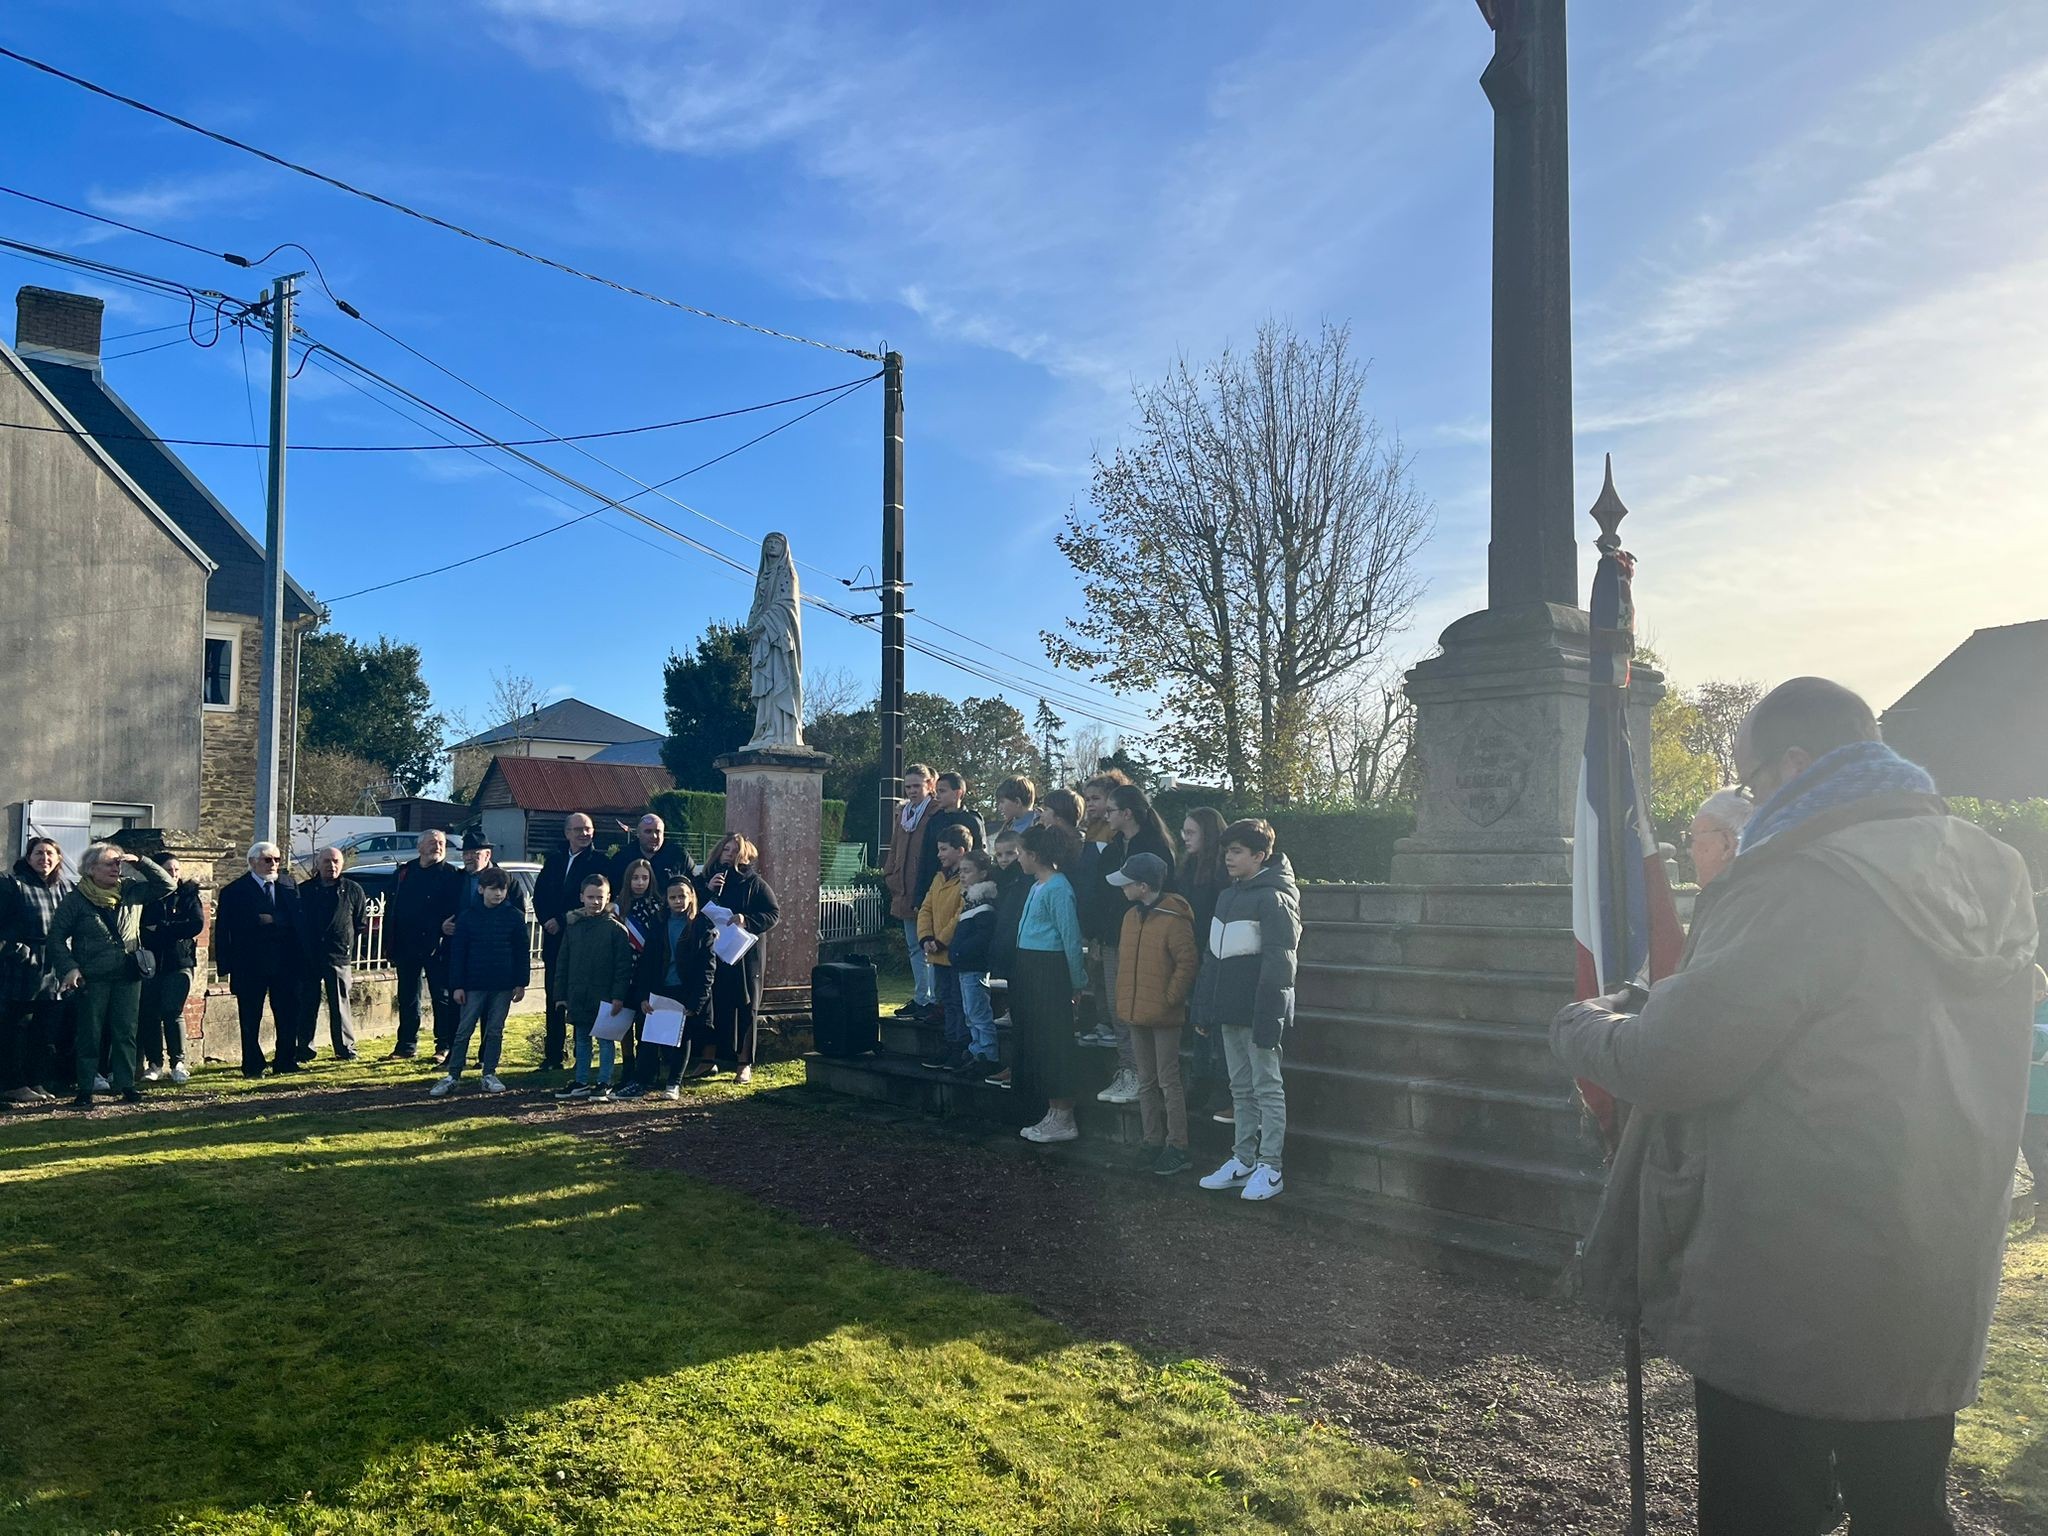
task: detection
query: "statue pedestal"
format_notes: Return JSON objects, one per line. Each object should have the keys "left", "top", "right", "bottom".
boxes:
{"left": 715, "top": 745, "right": 832, "bottom": 995}
{"left": 1390, "top": 603, "right": 1662, "bottom": 886}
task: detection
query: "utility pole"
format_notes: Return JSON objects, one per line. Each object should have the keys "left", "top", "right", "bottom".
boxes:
{"left": 876, "top": 350, "right": 906, "bottom": 859}
{"left": 251, "top": 274, "right": 299, "bottom": 847}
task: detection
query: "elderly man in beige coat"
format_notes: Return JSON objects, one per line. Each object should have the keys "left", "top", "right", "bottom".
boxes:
{"left": 1554, "top": 678, "right": 2038, "bottom": 1535}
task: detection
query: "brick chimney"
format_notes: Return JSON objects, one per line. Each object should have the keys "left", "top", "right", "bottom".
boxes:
{"left": 15, "top": 286, "right": 104, "bottom": 370}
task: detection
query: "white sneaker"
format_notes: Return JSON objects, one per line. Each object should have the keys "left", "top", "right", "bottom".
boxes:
{"left": 664, "top": 1084, "right": 681, "bottom": 1100}
{"left": 142, "top": 1067, "right": 162, "bottom": 1083}
{"left": 1199, "top": 1156, "right": 1255, "bottom": 1191}
{"left": 1241, "top": 1163, "right": 1284, "bottom": 1201}
{"left": 1021, "top": 1108, "right": 1079, "bottom": 1144}
{"left": 92, "top": 1074, "right": 110, "bottom": 1092}
{"left": 168, "top": 1064, "right": 190, "bottom": 1085}
{"left": 1096, "top": 1067, "right": 1140, "bottom": 1105}
{"left": 429, "top": 1075, "right": 457, "bottom": 1098}
{"left": 481, "top": 1075, "right": 506, "bottom": 1095}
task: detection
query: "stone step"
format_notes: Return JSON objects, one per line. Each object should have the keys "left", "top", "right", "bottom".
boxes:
{"left": 1302, "top": 920, "right": 1576, "bottom": 974}
{"left": 1289, "top": 1008, "right": 1566, "bottom": 1088}
{"left": 1296, "top": 960, "right": 1575, "bottom": 1028}
{"left": 798, "top": 1053, "right": 1579, "bottom": 1284}
{"left": 1283, "top": 1124, "right": 1605, "bottom": 1235}
{"left": 1301, "top": 883, "right": 1576, "bottom": 930}
{"left": 1284, "top": 1060, "right": 1596, "bottom": 1162}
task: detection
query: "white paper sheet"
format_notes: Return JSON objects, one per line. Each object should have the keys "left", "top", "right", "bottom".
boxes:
{"left": 591, "top": 1001, "right": 634, "bottom": 1040}
{"left": 713, "top": 920, "right": 758, "bottom": 965}
{"left": 640, "top": 1009, "right": 684, "bottom": 1047}
{"left": 703, "top": 902, "right": 736, "bottom": 926}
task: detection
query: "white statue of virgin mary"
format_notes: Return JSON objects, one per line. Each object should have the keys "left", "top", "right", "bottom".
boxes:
{"left": 745, "top": 531, "right": 804, "bottom": 748}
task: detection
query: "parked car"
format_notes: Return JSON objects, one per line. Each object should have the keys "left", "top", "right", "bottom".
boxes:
{"left": 348, "top": 860, "right": 540, "bottom": 955}
{"left": 293, "top": 829, "right": 450, "bottom": 878}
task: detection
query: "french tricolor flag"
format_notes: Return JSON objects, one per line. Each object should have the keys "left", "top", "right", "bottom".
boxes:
{"left": 1571, "top": 530, "right": 1685, "bottom": 1150}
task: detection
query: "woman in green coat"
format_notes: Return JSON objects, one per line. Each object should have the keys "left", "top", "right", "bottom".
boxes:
{"left": 48, "top": 843, "right": 174, "bottom": 1109}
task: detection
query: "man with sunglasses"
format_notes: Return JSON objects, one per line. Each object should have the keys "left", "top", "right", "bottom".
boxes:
{"left": 1556, "top": 677, "right": 2038, "bottom": 1533}
{"left": 213, "top": 841, "right": 304, "bottom": 1079}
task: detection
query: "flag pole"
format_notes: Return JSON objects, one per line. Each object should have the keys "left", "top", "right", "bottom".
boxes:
{"left": 1589, "top": 453, "right": 1649, "bottom": 1536}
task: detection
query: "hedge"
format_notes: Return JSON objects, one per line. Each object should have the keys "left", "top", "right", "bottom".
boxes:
{"left": 1147, "top": 790, "right": 1415, "bottom": 884}
{"left": 1949, "top": 799, "right": 2048, "bottom": 886}
{"left": 646, "top": 788, "right": 848, "bottom": 855}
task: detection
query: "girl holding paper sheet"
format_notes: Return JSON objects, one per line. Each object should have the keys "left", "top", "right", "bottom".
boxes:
{"left": 698, "top": 833, "right": 780, "bottom": 1085}
{"left": 624, "top": 877, "right": 716, "bottom": 1099}
{"left": 613, "top": 859, "right": 662, "bottom": 1087}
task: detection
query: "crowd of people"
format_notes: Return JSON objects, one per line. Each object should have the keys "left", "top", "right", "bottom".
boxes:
{"left": 882, "top": 766, "right": 1301, "bottom": 1199}
{"left": 0, "top": 810, "right": 779, "bottom": 1110}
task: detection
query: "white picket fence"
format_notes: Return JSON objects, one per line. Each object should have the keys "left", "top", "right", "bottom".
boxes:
{"left": 341, "top": 887, "right": 887, "bottom": 975}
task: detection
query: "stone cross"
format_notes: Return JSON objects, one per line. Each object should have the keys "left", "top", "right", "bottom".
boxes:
{"left": 1481, "top": 0, "right": 1578, "bottom": 612}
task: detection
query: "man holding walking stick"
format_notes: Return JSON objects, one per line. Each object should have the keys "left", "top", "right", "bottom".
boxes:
{"left": 1555, "top": 677, "right": 2038, "bottom": 1534}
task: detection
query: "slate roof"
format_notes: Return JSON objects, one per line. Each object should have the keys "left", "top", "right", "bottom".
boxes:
{"left": 1883, "top": 620, "right": 2048, "bottom": 800}
{"left": 478, "top": 757, "right": 674, "bottom": 814}
{"left": 586, "top": 737, "right": 667, "bottom": 766}
{"left": 452, "top": 696, "right": 661, "bottom": 750}
{"left": 24, "top": 356, "right": 317, "bottom": 623}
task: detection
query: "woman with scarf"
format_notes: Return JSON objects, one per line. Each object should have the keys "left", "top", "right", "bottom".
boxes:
{"left": 696, "top": 832, "right": 780, "bottom": 1084}
{"left": 0, "top": 837, "right": 72, "bottom": 1105}
{"left": 47, "top": 842, "right": 174, "bottom": 1109}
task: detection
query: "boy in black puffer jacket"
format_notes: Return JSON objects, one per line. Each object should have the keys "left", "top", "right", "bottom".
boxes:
{"left": 1191, "top": 819, "right": 1299, "bottom": 1203}
{"left": 434, "top": 866, "right": 530, "bottom": 1097}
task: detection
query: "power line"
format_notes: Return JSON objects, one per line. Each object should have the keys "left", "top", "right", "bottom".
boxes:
{"left": 0, "top": 374, "right": 879, "bottom": 452}
{"left": 0, "top": 53, "right": 881, "bottom": 359}
{"left": 323, "top": 373, "right": 878, "bottom": 602}
{"left": 0, "top": 183, "right": 253, "bottom": 266}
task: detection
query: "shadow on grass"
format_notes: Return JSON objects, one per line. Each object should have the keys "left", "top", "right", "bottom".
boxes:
{"left": 0, "top": 1104, "right": 1061, "bottom": 1533}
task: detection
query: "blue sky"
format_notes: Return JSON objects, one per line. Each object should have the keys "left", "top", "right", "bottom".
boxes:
{"left": 5, "top": 0, "right": 2043, "bottom": 766}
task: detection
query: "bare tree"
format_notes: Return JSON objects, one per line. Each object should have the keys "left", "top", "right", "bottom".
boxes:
{"left": 806, "top": 666, "right": 866, "bottom": 722}
{"left": 1682, "top": 678, "right": 1768, "bottom": 781}
{"left": 1047, "top": 319, "right": 1432, "bottom": 803}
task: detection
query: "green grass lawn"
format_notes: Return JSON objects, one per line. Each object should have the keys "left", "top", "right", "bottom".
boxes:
{"left": 1958, "top": 1221, "right": 2048, "bottom": 1522}
{"left": 0, "top": 1059, "right": 1455, "bottom": 1535}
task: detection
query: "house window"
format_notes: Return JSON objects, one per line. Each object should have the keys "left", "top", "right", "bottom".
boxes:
{"left": 203, "top": 625, "right": 240, "bottom": 710}
{"left": 89, "top": 802, "right": 152, "bottom": 840}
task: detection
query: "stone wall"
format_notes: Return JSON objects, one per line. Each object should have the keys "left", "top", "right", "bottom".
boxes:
{"left": 200, "top": 610, "right": 306, "bottom": 875}
{"left": 194, "top": 972, "right": 546, "bottom": 1062}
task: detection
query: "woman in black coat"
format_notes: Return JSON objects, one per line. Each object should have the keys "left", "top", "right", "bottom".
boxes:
{"left": 696, "top": 832, "right": 780, "bottom": 1083}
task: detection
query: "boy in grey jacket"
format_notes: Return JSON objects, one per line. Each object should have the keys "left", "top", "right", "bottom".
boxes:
{"left": 1192, "top": 819, "right": 1300, "bottom": 1202}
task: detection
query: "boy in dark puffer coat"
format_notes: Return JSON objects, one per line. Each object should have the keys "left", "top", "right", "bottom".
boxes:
{"left": 946, "top": 854, "right": 1002, "bottom": 1076}
{"left": 1191, "top": 820, "right": 1299, "bottom": 1203}
{"left": 434, "top": 865, "right": 530, "bottom": 1096}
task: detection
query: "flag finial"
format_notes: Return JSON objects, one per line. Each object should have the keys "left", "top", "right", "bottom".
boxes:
{"left": 1589, "top": 453, "right": 1630, "bottom": 550}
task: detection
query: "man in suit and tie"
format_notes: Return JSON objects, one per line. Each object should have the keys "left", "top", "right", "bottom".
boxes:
{"left": 212, "top": 841, "right": 304, "bottom": 1078}
{"left": 535, "top": 812, "right": 604, "bottom": 1073}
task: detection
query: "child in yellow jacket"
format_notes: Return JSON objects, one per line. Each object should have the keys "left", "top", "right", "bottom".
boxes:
{"left": 917, "top": 825, "right": 975, "bottom": 1071}
{"left": 1110, "top": 851, "right": 1199, "bottom": 1174}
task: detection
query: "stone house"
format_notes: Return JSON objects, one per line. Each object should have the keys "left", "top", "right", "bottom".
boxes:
{"left": 447, "top": 696, "right": 661, "bottom": 801}
{"left": 13, "top": 286, "right": 318, "bottom": 865}
{"left": 0, "top": 301, "right": 214, "bottom": 861}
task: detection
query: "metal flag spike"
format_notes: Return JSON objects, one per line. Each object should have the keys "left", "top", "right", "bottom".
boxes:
{"left": 1589, "top": 453, "right": 1630, "bottom": 550}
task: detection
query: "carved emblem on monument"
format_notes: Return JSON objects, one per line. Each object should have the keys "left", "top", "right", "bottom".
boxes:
{"left": 1447, "top": 707, "right": 1534, "bottom": 827}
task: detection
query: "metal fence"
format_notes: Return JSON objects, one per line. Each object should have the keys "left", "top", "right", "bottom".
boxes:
{"left": 819, "top": 885, "right": 887, "bottom": 946}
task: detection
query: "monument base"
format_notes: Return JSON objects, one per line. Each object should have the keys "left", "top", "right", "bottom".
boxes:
{"left": 1390, "top": 603, "right": 1661, "bottom": 886}
{"left": 715, "top": 744, "right": 832, "bottom": 995}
